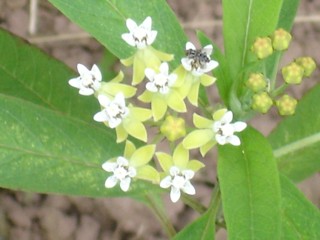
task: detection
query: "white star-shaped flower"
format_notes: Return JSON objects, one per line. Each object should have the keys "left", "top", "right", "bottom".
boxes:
{"left": 93, "top": 93, "right": 129, "bottom": 128}
{"left": 68, "top": 64, "right": 102, "bottom": 95}
{"left": 145, "top": 62, "right": 177, "bottom": 94}
{"left": 213, "top": 111, "right": 247, "bottom": 146}
{"left": 121, "top": 16, "right": 157, "bottom": 49}
{"left": 181, "top": 42, "right": 219, "bottom": 77}
{"left": 160, "top": 166, "right": 195, "bottom": 203}
{"left": 102, "top": 156, "right": 137, "bottom": 192}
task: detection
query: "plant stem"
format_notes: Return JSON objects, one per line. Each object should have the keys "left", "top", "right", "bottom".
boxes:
{"left": 145, "top": 194, "right": 176, "bottom": 238}
{"left": 271, "top": 83, "right": 288, "bottom": 97}
{"left": 181, "top": 194, "right": 207, "bottom": 214}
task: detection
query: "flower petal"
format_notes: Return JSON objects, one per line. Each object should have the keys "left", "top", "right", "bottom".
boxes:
{"left": 182, "top": 181, "right": 195, "bottom": 195}
{"left": 133, "top": 55, "right": 146, "bottom": 85}
{"left": 172, "top": 143, "right": 189, "bottom": 169}
{"left": 200, "top": 140, "right": 216, "bottom": 157}
{"left": 130, "top": 107, "right": 152, "bottom": 122}
{"left": 93, "top": 111, "right": 108, "bottom": 122}
{"left": 187, "top": 81, "right": 200, "bottom": 106}
{"left": 156, "top": 152, "right": 173, "bottom": 172}
{"left": 141, "top": 16, "right": 152, "bottom": 30}
{"left": 136, "top": 165, "right": 160, "bottom": 183}
{"left": 138, "top": 90, "right": 152, "bottom": 103}
{"left": 202, "top": 44, "right": 213, "bottom": 55}
{"left": 233, "top": 122, "right": 247, "bottom": 132}
{"left": 79, "top": 88, "right": 94, "bottom": 96}
{"left": 186, "top": 42, "right": 196, "bottom": 50}
{"left": 124, "top": 140, "right": 136, "bottom": 159}
{"left": 215, "top": 134, "right": 227, "bottom": 145}
{"left": 147, "top": 30, "right": 157, "bottom": 45}
{"left": 123, "top": 118, "right": 148, "bottom": 142}
{"left": 130, "top": 144, "right": 156, "bottom": 167}
{"left": 205, "top": 60, "right": 219, "bottom": 72}
{"left": 167, "top": 91, "right": 186, "bottom": 113}
{"left": 115, "top": 125, "right": 128, "bottom": 143}
{"left": 221, "top": 111, "right": 233, "bottom": 124}
{"left": 77, "top": 63, "right": 89, "bottom": 75}
{"left": 145, "top": 68, "right": 155, "bottom": 81}
{"left": 187, "top": 160, "right": 205, "bottom": 172}
{"left": 120, "top": 177, "right": 131, "bottom": 192}
{"left": 150, "top": 47, "right": 173, "bottom": 62}
{"left": 68, "top": 78, "right": 81, "bottom": 88}
{"left": 159, "top": 62, "right": 169, "bottom": 75}
{"left": 200, "top": 74, "right": 217, "bottom": 87}
{"left": 170, "top": 187, "right": 181, "bottom": 203}
{"left": 152, "top": 96, "right": 167, "bottom": 121}
{"left": 193, "top": 113, "right": 213, "bottom": 128}
{"left": 105, "top": 175, "right": 118, "bottom": 188}
{"left": 91, "top": 64, "right": 102, "bottom": 81}
{"left": 183, "top": 129, "right": 214, "bottom": 149}
{"left": 160, "top": 176, "right": 172, "bottom": 188}
{"left": 97, "top": 94, "right": 111, "bottom": 107}
{"left": 181, "top": 58, "right": 192, "bottom": 71}
{"left": 102, "top": 161, "right": 117, "bottom": 172}
{"left": 126, "top": 18, "right": 138, "bottom": 32}
{"left": 227, "top": 135, "right": 241, "bottom": 146}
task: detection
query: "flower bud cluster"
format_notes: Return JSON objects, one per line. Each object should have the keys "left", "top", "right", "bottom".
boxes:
{"left": 67, "top": 16, "right": 248, "bottom": 203}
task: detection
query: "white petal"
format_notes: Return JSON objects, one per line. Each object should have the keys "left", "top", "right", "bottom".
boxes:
{"left": 116, "top": 156, "right": 129, "bottom": 166}
{"left": 159, "top": 86, "right": 169, "bottom": 95}
{"left": 97, "top": 95, "right": 111, "bottom": 107}
{"left": 168, "top": 73, "right": 177, "bottom": 86}
{"left": 221, "top": 111, "right": 233, "bottom": 124}
{"left": 169, "top": 166, "right": 180, "bottom": 176}
{"left": 120, "top": 177, "right": 131, "bottom": 192}
{"left": 159, "top": 62, "right": 169, "bottom": 75}
{"left": 227, "top": 135, "right": 241, "bottom": 146}
{"left": 145, "top": 68, "right": 155, "bottom": 81}
{"left": 92, "top": 81, "right": 101, "bottom": 91}
{"left": 191, "top": 69, "right": 204, "bottom": 77}
{"left": 141, "top": 16, "right": 152, "bottom": 30}
{"left": 126, "top": 18, "right": 138, "bottom": 32}
{"left": 170, "top": 187, "right": 181, "bottom": 203}
{"left": 147, "top": 30, "right": 157, "bottom": 45}
{"left": 93, "top": 111, "right": 109, "bottom": 122}
{"left": 77, "top": 64, "right": 89, "bottom": 76}
{"left": 102, "top": 161, "right": 117, "bottom": 172}
{"left": 121, "top": 33, "right": 136, "bottom": 47}
{"left": 79, "top": 87, "right": 94, "bottom": 96}
{"left": 186, "top": 42, "right": 196, "bottom": 50}
{"left": 233, "top": 122, "right": 247, "bottom": 132}
{"left": 105, "top": 175, "right": 118, "bottom": 188}
{"left": 128, "top": 167, "right": 137, "bottom": 178}
{"left": 215, "top": 134, "right": 227, "bottom": 145}
{"left": 160, "top": 176, "right": 172, "bottom": 189}
{"left": 68, "top": 78, "right": 81, "bottom": 88}
{"left": 182, "top": 170, "right": 195, "bottom": 180}
{"left": 181, "top": 58, "right": 192, "bottom": 71}
{"left": 212, "top": 121, "right": 222, "bottom": 133}
{"left": 202, "top": 45, "right": 213, "bottom": 55}
{"left": 182, "top": 181, "right": 196, "bottom": 195}
{"left": 146, "top": 82, "right": 158, "bottom": 92}
{"left": 205, "top": 60, "right": 219, "bottom": 72}
{"left": 91, "top": 64, "right": 102, "bottom": 81}
{"left": 114, "top": 93, "right": 126, "bottom": 107}
{"left": 108, "top": 118, "right": 122, "bottom": 128}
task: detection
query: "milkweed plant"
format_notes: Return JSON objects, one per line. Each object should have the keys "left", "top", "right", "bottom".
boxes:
{"left": 0, "top": 0, "right": 319, "bottom": 239}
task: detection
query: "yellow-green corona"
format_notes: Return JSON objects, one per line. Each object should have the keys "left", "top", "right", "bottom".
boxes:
{"left": 276, "top": 94, "right": 297, "bottom": 116}
{"left": 251, "top": 92, "right": 273, "bottom": 114}
{"left": 160, "top": 115, "right": 186, "bottom": 142}
{"left": 246, "top": 73, "right": 267, "bottom": 92}
{"left": 251, "top": 37, "right": 273, "bottom": 59}
{"left": 282, "top": 62, "right": 304, "bottom": 85}
{"left": 271, "top": 28, "right": 292, "bottom": 51}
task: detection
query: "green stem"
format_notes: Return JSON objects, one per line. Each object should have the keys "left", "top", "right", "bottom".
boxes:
{"left": 269, "top": 53, "right": 282, "bottom": 90}
{"left": 181, "top": 194, "right": 207, "bottom": 214}
{"left": 271, "top": 83, "right": 288, "bottom": 97}
{"left": 207, "top": 183, "right": 222, "bottom": 231}
{"left": 145, "top": 194, "right": 176, "bottom": 238}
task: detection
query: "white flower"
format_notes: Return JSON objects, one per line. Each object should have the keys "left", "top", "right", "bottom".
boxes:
{"left": 181, "top": 42, "right": 219, "bottom": 77}
{"left": 121, "top": 16, "right": 157, "bottom": 49}
{"left": 213, "top": 111, "right": 247, "bottom": 146}
{"left": 102, "top": 156, "right": 137, "bottom": 192}
{"left": 145, "top": 62, "right": 177, "bottom": 94}
{"left": 93, "top": 93, "right": 129, "bottom": 128}
{"left": 68, "top": 64, "right": 102, "bottom": 95}
{"left": 160, "top": 166, "right": 195, "bottom": 203}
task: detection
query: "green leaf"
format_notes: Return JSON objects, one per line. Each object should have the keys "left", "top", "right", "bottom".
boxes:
{"left": 269, "top": 84, "right": 320, "bottom": 182}
{"left": 218, "top": 127, "right": 281, "bottom": 240}
{"left": 280, "top": 175, "right": 320, "bottom": 239}
{"left": 0, "top": 94, "right": 160, "bottom": 198}
{"left": 0, "top": 28, "right": 98, "bottom": 123}
{"left": 48, "top": 0, "right": 187, "bottom": 68}
{"left": 222, "top": 0, "right": 283, "bottom": 80}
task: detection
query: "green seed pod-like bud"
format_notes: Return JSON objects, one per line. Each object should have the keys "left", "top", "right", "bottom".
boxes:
{"left": 271, "top": 28, "right": 292, "bottom": 51}
{"left": 295, "top": 57, "right": 317, "bottom": 77}
{"left": 251, "top": 37, "right": 273, "bottom": 59}
{"left": 281, "top": 62, "right": 304, "bottom": 84}
{"left": 251, "top": 92, "right": 273, "bottom": 114}
{"left": 160, "top": 115, "right": 186, "bottom": 142}
{"left": 246, "top": 73, "right": 267, "bottom": 92}
{"left": 276, "top": 94, "right": 297, "bottom": 116}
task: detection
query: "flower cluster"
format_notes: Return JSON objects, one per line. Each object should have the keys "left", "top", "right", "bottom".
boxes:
{"left": 68, "top": 16, "right": 246, "bottom": 203}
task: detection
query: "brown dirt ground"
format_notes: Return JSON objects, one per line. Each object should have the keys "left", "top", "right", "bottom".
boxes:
{"left": 0, "top": 0, "right": 319, "bottom": 239}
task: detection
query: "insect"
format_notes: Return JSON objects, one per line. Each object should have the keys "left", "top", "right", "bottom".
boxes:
{"left": 185, "top": 48, "right": 211, "bottom": 70}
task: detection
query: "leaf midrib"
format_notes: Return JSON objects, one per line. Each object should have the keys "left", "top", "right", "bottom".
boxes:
{"left": 241, "top": 0, "right": 254, "bottom": 67}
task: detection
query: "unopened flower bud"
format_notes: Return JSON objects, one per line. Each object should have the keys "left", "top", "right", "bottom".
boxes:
{"left": 160, "top": 115, "right": 186, "bottom": 141}
{"left": 282, "top": 62, "right": 304, "bottom": 84}
{"left": 271, "top": 28, "right": 292, "bottom": 51}
{"left": 276, "top": 94, "right": 297, "bottom": 116}
{"left": 251, "top": 37, "right": 273, "bottom": 59}
{"left": 295, "top": 57, "right": 316, "bottom": 77}
{"left": 251, "top": 92, "right": 273, "bottom": 113}
{"left": 246, "top": 73, "right": 267, "bottom": 92}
